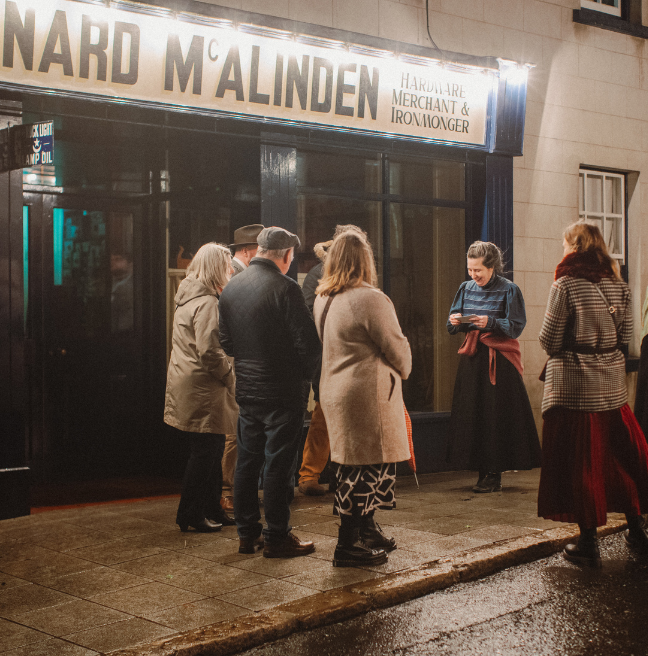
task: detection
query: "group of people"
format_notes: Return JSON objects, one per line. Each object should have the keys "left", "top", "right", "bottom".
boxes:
{"left": 164, "top": 218, "right": 648, "bottom": 569}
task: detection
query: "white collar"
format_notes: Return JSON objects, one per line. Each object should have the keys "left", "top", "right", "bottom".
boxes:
{"left": 232, "top": 256, "right": 247, "bottom": 269}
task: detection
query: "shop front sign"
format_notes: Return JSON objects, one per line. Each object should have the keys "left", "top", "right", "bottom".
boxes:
{"left": 0, "top": 0, "right": 499, "bottom": 147}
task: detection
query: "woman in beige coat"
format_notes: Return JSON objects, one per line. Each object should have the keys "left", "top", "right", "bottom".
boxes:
{"left": 314, "top": 229, "right": 412, "bottom": 567}
{"left": 164, "top": 243, "right": 238, "bottom": 533}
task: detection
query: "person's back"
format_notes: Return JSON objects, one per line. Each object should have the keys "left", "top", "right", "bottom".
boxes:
{"left": 539, "top": 269, "right": 632, "bottom": 415}
{"left": 219, "top": 257, "right": 319, "bottom": 407}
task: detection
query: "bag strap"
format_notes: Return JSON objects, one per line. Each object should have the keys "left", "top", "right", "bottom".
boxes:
{"left": 594, "top": 282, "right": 625, "bottom": 337}
{"left": 319, "top": 295, "right": 335, "bottom": 341}
{"left": 594, "top": 283, "right": 616, "bottom": 316}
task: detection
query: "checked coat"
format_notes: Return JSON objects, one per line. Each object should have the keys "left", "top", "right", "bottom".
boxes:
{"left": 539, "top": 275, "right": 632, "bottom": 415}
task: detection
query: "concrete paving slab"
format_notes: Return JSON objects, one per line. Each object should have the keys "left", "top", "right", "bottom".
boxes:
{"left": 0, "top": 469, "right": 632, "bottom": 656}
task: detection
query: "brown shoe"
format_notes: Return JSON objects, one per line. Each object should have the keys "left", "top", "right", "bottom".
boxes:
{"left": 298, "top": 480, "right": 327, "bottom": 496}
{"left": 220, "top": 496, "right": 234, "bottom": 512}
{"left": 263, "top": 532, "right": 315, "bottom": 558}
{"left": 238, "top": 535, "right": 264, "bottom": 554}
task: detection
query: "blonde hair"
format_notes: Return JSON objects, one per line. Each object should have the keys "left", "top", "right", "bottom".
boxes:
{"left": 563, "top": 222, "right": 621, "bottom": 281}
{"left": 185, "top": 242, "right": 232, "bottom": 294}
{"left": 316, "top": 230, "right": 377, "bottom": 296}
{"left": 466, "top": 241, "right": 504, "bottom": 275}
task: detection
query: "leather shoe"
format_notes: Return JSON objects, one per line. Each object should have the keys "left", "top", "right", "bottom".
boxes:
{"left": 239, "top": 535, "right": 264, "bottom": 554}
{"left": 209, "top": 508, "right": 236, "bottom": 527}
{"left": 263, "top": 532, "right": 315, "bottom": 558}
{"left": 178, "top": 518, "right": 222, "bottom": 533}
{"left": 625, "top": 527, "right": 648, "bottom": 554}
{"left": 220, "top": 496, "right": 234, "bottom": 512}
{"left": 298, "top": 480, "right": 327, "bottom": 496}
{"left": 564, "top": 541, "right": 601, "bottom": 567}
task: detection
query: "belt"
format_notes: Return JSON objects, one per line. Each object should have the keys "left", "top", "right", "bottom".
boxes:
{"left": 564, "top": 345, "right": 619, "bottom": 355}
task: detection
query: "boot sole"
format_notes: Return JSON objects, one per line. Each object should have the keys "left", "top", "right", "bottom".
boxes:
{"left": 333, "top": 553, "right": 388, "bottom": 567}
{"left": 563, "top": 550, "right": 602, "bottom": 568}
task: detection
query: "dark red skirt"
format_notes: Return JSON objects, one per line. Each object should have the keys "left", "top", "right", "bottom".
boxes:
{"left": 538, "top": 404, "right": 648, "bottom": 527}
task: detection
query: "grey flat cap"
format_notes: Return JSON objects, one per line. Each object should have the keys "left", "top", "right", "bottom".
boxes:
{"left": 257, "top": 227, "right": 301, "bottom": 250}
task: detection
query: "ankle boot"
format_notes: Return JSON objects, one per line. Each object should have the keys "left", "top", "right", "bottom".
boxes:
{"left": 564, "top": 527, "right": 601, "bottom": 567}
{"left": 360, "top": 513, "right": 397, "bottom": 552}
{"left": 473, "top": 472, "right": 502, "bottom": 493}
{"left": 625, "top": 514, "right": 648, "bottom": 554}
{"left": 333, "top": 517, "right": 388, "bottom": 567}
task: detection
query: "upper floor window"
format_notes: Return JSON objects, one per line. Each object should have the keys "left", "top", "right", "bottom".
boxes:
{"left": 579, "top": 168, "right": 625, "bottom": 262}
{"left": 581, "top": 0, "right": 622, "bottom": 17}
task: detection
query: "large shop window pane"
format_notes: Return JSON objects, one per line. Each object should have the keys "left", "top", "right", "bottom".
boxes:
{"left": 390, "top": 158, "right": 465, "bottom": 202}
{"left": 167, "top": 134, "right": 260, "bottom": 270}
{"left": 390, "top": 204, "right": 465, "bottom": 412}
{"left": 296, "top": 195, "right": 382, "bottom": 286}
{"left": 296, "top": 151, "right": 381, "bottom": 193}
{"left": 579, "top": 169, "right": 625, "bottom": 261}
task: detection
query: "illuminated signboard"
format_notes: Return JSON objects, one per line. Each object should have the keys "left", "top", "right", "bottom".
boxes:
{"left": 0, "top": 0, "right": 501, "bottom": 146}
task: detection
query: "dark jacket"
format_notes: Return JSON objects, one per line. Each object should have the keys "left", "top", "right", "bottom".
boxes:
{"left": 219, "top": 257, "right": 321, "bottom": 408}
{"left": 302, "top": 262, "right": 323, "bottom": 312}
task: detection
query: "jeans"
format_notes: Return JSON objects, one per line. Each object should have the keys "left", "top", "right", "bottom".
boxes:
{"left": 176, "top": 432, "right": 226, "bottom": 525}
{"left": 234, "top": 403, "right": 305, "bottom": 543}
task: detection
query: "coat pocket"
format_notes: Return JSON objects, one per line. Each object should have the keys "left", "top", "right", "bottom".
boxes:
{"left": 388, "top": 373, "right": 396, "bottom": 401}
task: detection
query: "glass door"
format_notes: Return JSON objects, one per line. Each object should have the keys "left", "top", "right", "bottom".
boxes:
{"left": 24, "top": 192, "right": 145, "bottom": 480}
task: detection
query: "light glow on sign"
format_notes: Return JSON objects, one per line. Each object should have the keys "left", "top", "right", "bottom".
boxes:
{"left": 0, "top": 0, "right": 529, "bottom": 147}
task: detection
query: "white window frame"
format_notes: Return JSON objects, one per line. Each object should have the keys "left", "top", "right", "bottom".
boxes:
{"left": 579, "top": 168, "right": 626, "bottom": 263}
{"left": 581, "top": 0, "right": 622, "bottom": 17}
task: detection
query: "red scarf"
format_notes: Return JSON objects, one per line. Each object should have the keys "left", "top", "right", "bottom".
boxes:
{"left": 458, "top": 331, "right": 523, "bottom": 385}
{"left": 555, "top": 250, "right": 616, "bottom": 283}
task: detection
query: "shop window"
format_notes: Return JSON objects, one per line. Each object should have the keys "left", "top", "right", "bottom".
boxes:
{"left": 295, "top": 149, "right": 467, "bottom": 412}
{"left": 581, "top": 0, "right": 621, "bottom": 17}
{"left": 579, "top": 169, "right": 625, "bottom": 262}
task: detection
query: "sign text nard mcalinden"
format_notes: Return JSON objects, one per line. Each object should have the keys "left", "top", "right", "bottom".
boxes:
{"left": 1, "top": 0, "right": 486, "bottom": 142}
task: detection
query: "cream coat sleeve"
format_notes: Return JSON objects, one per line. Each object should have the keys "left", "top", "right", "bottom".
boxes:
{"left": 361, "top": 290, "right": 412, "bottom": 380}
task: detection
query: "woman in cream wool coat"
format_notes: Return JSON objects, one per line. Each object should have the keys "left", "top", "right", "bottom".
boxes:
{"left": 313, "top": 228, "right": 411, "bottom": 568}
{"left": 164, "top": 242, "right": 238, "bottom": 534}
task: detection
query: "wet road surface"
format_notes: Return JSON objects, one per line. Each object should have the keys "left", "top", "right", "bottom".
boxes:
{"left": 238, "top": 532, "right": 648, "bottom": 655}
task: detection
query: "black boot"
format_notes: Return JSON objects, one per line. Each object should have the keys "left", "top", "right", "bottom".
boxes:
{"left": 625, "top": 514, "right": 648, "bottom": 554}
{"left": 333, "top": 515, "right": 388, "bottom": 567}
{"left": 473, "top": 472, "right": 502, "bottom": 493}
{"left": 564, "top": 526, "right": 601, "bottom": 567}
{"left": 360, "top": 512, "right": 397, "bottom": 552}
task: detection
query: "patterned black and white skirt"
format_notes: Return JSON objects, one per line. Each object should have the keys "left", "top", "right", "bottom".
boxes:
{"left": 333, "top": 462, "right": 397, "bottom": 517}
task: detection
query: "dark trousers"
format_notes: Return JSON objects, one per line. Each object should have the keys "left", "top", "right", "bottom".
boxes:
{"left": 234, "top": 403, "right": 305, "bottom": 543}
{"left": 176, "top": 432, "right": 226, "bottom": 525}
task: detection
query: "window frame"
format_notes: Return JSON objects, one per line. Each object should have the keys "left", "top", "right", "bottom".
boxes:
{"left": 578, "top": 167, "right": 626, "bottom": 264}
{"left": 581, "top": 0, "right": 622, "bottom": 17}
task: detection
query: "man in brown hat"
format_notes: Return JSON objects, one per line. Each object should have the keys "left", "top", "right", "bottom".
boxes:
{"left": 230, "top": 224, "right": 264, "bottom": 276}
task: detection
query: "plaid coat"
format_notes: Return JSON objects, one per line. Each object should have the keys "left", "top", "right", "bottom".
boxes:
{"left": 539, "top": 275, "right": 632, "bottom": 415}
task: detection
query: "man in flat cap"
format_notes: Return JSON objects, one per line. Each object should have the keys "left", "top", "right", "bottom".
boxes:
{"left": 219, "top": 227, "right": 321, "bottom": 558}
{"left": 219, "top": 224, "right": 265, "bottom": 518}
{"left": 229, "top": 224, "right": 264, "bottom": 276}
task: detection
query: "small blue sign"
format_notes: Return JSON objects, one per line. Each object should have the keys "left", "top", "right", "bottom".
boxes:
{"left": 23, "top": 121, "right": 54, "bottom": 167}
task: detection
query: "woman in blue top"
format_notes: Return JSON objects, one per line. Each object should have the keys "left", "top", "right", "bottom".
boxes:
{"left": 447, "top": 241, "right": 541, "bottom": 493}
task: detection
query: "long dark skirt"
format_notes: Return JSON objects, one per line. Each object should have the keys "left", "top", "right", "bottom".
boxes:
{"left": 635, "top": 334, "right": 648, "bottom": 438}
{"left": 538, "top": 405, "right": 648, "bottom": 527}
{"left": 447, "top": 342, "right": 541, "bottom": 472}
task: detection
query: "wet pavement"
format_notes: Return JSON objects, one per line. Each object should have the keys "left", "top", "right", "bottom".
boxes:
{"left": 239, "top": 532, "right": 648, "bottom": 656}
{"left": 0, "top": 470, "right": 628, "bottom": 655}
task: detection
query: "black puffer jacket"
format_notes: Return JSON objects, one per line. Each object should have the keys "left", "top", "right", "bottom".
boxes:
{"left": 219, "top": 258, "right": 321, "bottom": 408}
